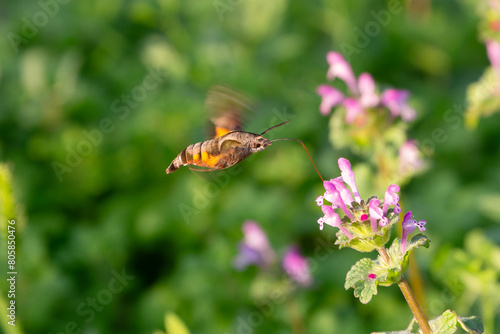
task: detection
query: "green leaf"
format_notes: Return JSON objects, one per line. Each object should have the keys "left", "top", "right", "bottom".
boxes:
{"left": 345, "top": 258, "right": 378, "bottom": 304}
{"left": 403, "top": 234, "right": 430, "bottom": 273}
{"left": 407, "top": 234, "right": 431, "bottom": 251}
{"left": 429, "top": 309, "right": 457, "bottom": 334}
{"left": 374, "top": 311, "right": 483, "bottom": 334}
{"left": 165, "top": 312, "right": 190, "bottom": 334}
{"left": 354, "top": 278, "right": 377, "bottom": 304}
{"left": 427, "top": 310, "right": 484, "bottom": 334}
{"left": 377, "top": 239, "right": 404, "bottom": 286}
{"left": 386, "top": 238, "right": 404, "bottom": 270}
{"left": 455, "top": 313, "right": 484, "bottom": 334}
{"left": 345, "top": 258, "right": 374, "bottom": 289}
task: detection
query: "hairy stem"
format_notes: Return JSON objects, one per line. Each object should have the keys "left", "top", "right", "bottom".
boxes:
{"left": 377, "top": 247, "right": 432, "bottom": 334}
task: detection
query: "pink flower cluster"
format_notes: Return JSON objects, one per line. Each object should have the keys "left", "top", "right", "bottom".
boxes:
{"left": 317, "top": 52, "right": 416, "bottom": 123}
{"left": 316, "top": 158, "right": 401, "bottom": 237}
{"left": 315, "top": 158, "right": 427, "bottom": 254}
{"left": 234, "top": 221, "right": 312, "bottom": 287}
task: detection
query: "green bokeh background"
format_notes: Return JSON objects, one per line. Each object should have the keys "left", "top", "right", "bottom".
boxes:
{"left": 1, "top": 0, "right": 499, "bottom": 333}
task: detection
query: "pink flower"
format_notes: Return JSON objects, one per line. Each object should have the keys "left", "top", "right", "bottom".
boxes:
{"left": 326, "top": 52, "right": 358, "bottom": 94}
{"left": 282, "top": 246, "right": 313, "bottom": 287}
{"left": 369, "top": 198, "right": 383, "bottom": 234}
{"left": 234, "top": 221, "right": 276, "bottom": 270}
{"left": 317, "top": 85, "right": 344, "bottom": 116}
{"left": 368, "top": 273, "right": 377, "bottom": 280}
{"left": 330, "top": 177, "right": 354, "bottom": 206}
{"left": 338, "top": 158, "right": 361, "bottom": 203}
{"left": 343, "top": 98, "right": 365, "bottom": 124}
{"left": 399, "top": 140, "right": 425, "bottom": 175}
{"left": 323, "top": 180, "right": 355, "bottom": 220}
{"left": 382, "top": 184, "right": 400, "bottom": 215}
{"left": 358, "top": 73, "right": 380, "bottom": 108}
{"left": 319, "top": 205, "right": 353, "bottom": 239}
{"left": 381, "top": 89, "right": 416, "bottom": 122}
{"left": 486, "top": 39, "right": 500, "bottom": 73}
{"left": 401, "top": 211, "right": 427, "bottom": 254}
{"left": 315, "top": 158, "right": 402, "bottom": 243}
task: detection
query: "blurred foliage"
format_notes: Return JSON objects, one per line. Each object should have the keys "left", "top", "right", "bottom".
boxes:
{"left": 0, "top": 0, "right": 500, "bottom": 333}
{"left": 432, "top": 230, "right": 500, "bottom": 334}
{"left": 0, "top": 165, "right": 24, "bottom": 334}
{"left": 153, "top": 312, "right": 190, "bottom": 334}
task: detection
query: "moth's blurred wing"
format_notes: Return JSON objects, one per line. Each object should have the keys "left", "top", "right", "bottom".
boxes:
{"left": 205, "top": 85, "right": 252, "bottom": 138}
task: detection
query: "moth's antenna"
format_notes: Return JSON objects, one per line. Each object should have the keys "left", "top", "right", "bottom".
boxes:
{"left": 271, "top": 138, "right": 324, "bottom": 182}
{"left": 260, "top": 120, "right": 289, "bottom": 136}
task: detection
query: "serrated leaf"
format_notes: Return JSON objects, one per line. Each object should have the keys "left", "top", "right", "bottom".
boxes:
{"left": 345, "top": 258, "right": 378, "bottom": 303}
{"left": 354, "top": 279, "right": 377, "bottom": 304}
{"left": 345, "top": 258, "right": 375, "bottom": 289}
{"left": 165, "top": 312, "right": 190, "bottom": 334}
{"left": 429, "top": 310, "right": 457, "bottom": 334}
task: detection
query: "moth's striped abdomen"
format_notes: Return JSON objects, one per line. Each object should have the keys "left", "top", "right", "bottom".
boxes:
{"left": 166, "top": 138, "right": 221, "bottom": 174}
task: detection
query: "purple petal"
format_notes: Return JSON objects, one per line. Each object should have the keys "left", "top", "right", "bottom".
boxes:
{"left": 379, "top": 216, "right": 389, "bottom": 227}
{"left": 399, "top": 140, "right": 424, "bottom": 175}
{"left": 330, "top": 177, "right": 354, "bottom": 206}
{"left": 326, "top": 52, "right": 358, "bottom": 94}
{"left": 282, "top": 246, "right": 312, "bottom": 288}
{"left": 382, "top": 184, "right": 400, "bottom": 215}
{"left": 242, "top": 221, "right": 275, "bottom": 267}
{"left": 234, "top": 243, "right": 263, "bottom": 270}
{"left": 401, "top": 106, "right": 417, "bottom": 122}
{"left": 338, "top": 158, "right": 361, "bottom": 202}
{"left": 357, "top": 73, "right": 380, "bottom": 108}
{"left": 323, "top": 181, "right": 354, "bottom": 220}
{"left": 369, "top": 199, "right": 383, "bottom": 219}
{"left": 343, "top": 98, "right": 364, "bottom": 124}
{"left": 317, "top": 85, "right": 344, "bottom": 116}
{"left": 320, "top": 206, "right": 352, "bottom": 239}
{"left": 486, "top": 39, "right": 500, "bottom": 71}
{"left": 369, "top": 198, "right": 382, "bottom": 234}
{"left": 416, "top": 220, "right": 427, "bottom": 232}
{"left": 381, "top": 89, "right": 413, "bottom": 121}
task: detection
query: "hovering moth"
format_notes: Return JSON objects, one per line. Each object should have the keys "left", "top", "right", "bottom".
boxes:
{"left": 166, "top": 86, "right": 323, "bottom": 180}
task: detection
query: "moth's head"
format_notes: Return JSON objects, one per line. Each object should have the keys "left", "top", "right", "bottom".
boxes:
{"left": 250, "top": 136, "right": 272, "bottom": 153}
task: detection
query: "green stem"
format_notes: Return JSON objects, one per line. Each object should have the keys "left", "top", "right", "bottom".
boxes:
{"left": 378, "top": 247, "right": 432, "bottom": 334}
{"left": 286, "top": 298, "right": 305, "bottom": 334}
